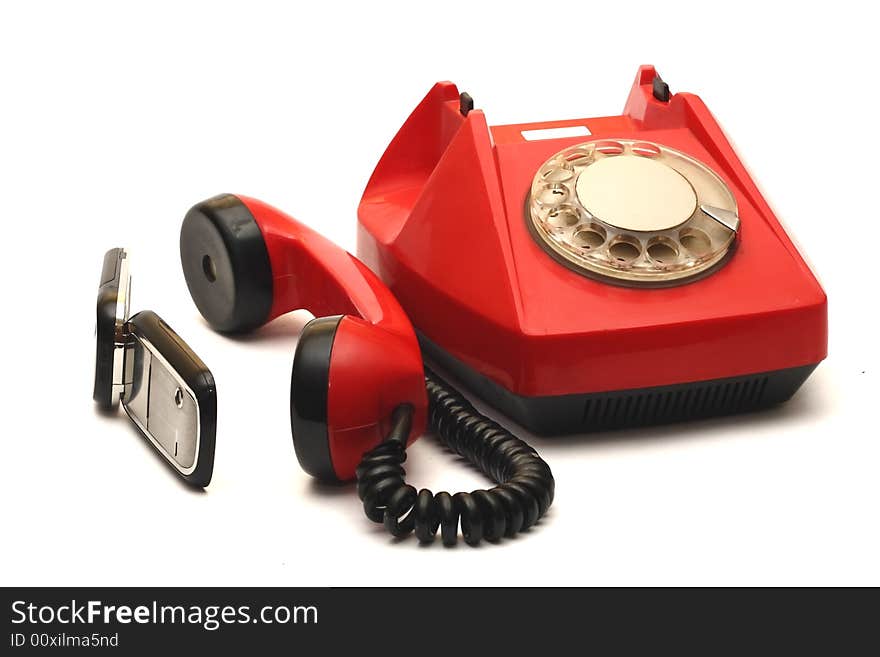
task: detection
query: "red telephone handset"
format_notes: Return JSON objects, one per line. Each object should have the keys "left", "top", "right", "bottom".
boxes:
{"left": 180, "top": 194, "right": 553, "bottom": 546}
{"left": 180, "top": 193, "right": 426, "bottom": 481}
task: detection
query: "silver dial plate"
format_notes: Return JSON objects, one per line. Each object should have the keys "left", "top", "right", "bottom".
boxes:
{"left": 528, "top": 139, "right": 739, "bottom": 285}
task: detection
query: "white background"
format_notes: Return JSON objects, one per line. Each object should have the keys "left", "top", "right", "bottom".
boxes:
{"left": 1, "top": 1, "right": 877, "bottom": 586}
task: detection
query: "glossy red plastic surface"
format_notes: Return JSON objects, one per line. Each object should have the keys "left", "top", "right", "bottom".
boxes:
{"left": 358, "top": 67, "right": 827, "bottom": 397}
{"left": 239, "top": 196, "right": 427, "bottom": 480}
{"left": 325, "top": 315, "right": 425, "bottom": 480}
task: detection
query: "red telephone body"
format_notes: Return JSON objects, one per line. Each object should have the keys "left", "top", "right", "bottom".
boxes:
{"left": 357, "top": 66, "right": 827, "bottom": 434}
{"left": 180, "top": 194, "right": 426, "bottom": 482}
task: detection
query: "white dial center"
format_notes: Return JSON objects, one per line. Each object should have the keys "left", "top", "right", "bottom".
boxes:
{"left": 575, "top": 155, "right": 697, "bottom": 232}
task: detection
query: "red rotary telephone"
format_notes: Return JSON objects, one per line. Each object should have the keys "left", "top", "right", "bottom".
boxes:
{"left": 176, "top": 67, "right": 826, "bottom": 547}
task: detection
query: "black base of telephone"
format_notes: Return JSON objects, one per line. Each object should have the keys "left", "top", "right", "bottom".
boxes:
{"left": 420, "top": 335, "right": 818, "bottom": 435}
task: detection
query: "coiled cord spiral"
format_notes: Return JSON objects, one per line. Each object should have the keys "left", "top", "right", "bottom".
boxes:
{"left": 355, "top": 369, "right": 554, "bottom": 546}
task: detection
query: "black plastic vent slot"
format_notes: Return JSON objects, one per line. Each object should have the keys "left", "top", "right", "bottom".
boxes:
{"left": 582, "top": 375, "right": 770, "bottom": 429}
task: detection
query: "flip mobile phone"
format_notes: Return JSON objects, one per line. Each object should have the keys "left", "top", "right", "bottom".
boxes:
{"left": 94, "top": 248, "right": 216, "bottom": 487}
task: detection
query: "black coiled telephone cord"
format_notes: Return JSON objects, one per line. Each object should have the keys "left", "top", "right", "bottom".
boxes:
{"left": 355, "top": 369, "right": 554, "bottom": 546}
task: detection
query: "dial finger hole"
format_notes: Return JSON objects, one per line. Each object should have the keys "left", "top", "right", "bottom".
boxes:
{"left": 608, "top": 236, "right": 641, "bottom": 263}
{"left": 595, "top": 140, "right": 624, "bottom": 155}
{"left": 679, "top": 228, "right": 712, "bottom": 257}
{"left": 632, "top": 142, "right": 661, "bottom": 158}
{"left": 545, "top": 206, "right": 580, "bottom": 228}
{"left": 646, "top": 237, "right": 680, "bottom": 264}
{"left": 540, "top": 162, "right": 574, "bottom": 182}
{"left": 572, "top": 224, "right": 606, "bottom": 250}
{"left": 563, "top": 149, "right": 594, "bottom": 166}
{"left": 535, "top": 183, "right": 568, "bottom": 206}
